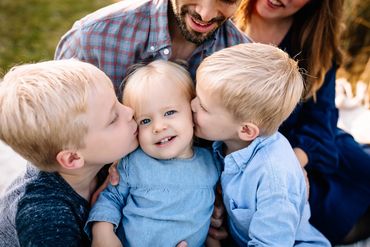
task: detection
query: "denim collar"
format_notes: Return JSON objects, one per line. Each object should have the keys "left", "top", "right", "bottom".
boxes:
{"left": 213, "top": 133, "right": 278, "bottom": 173}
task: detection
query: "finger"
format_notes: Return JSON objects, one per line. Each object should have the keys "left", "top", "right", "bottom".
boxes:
{"left": 212, "top": 201, "right": 225, "bottom": 219}
{"left": 210, "top": 216, "right": 223, "bottom": 228}
{"left": 206, "top": 237, "right": 221, "bottom": 247}
{"left": 208, "top": 226, "right": 228, "bottom": 240}
{"left": 109, "top": 161, "right": 119, "bottom": 186}
{"left": 216, "top": 183, "right": 222, "bottom": 195}
{"left": 176, "top": 241, "right": 188, "bottom": 247}
{"left": 302, "top": 168, "right": 310, "bottom": 199}
{"left": 90, "top": 176, "right": 110, "bottom": 205}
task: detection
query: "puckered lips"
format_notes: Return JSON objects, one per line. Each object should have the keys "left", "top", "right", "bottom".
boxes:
{"left": 155, "top": 135, "right": 177, "bottom": 147}
{"left": 186, "top": 14, "right": 216, "bottom": 33}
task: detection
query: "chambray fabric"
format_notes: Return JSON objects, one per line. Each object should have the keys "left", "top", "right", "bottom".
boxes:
{"left": 55, "top": 0, "right": 250, "bottom": 97}
{"left": 213, "top": 132, "right": 330, "bottom": 246}
{"left": 86, "top": 147, "right": 219, "bottom": 247}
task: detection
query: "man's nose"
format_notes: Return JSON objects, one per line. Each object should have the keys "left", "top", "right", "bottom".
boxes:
{"left": 195, "top": 0, "right": 218, "bottom": 22}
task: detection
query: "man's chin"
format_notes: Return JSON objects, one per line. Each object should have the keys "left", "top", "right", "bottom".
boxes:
{"left": 181, "top": 26, "right": 215, "bottom": 45}
{"left": 188, "top": 33, "right": 214, "bottom": 44}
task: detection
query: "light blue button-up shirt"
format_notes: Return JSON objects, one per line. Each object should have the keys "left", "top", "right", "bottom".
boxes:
{"left": 86, "top": 147, "right": 219, "bottom": 247}
{"left": 213, "top": 132, "right": 330, "bottom": 246}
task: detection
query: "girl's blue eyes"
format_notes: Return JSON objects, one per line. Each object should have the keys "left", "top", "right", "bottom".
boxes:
{"left": 139, "top": 110, "right": 177, "bottom": 125}
{"left": 140, "top": 119, "right": 151, "bottom": 125}
{"left": 164, "top": 110, "right": 176, "bottom": 116}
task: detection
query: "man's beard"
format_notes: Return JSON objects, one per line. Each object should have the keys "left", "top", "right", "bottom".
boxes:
{"left": 173, "top": 6, "right": 226, "bottom": 45}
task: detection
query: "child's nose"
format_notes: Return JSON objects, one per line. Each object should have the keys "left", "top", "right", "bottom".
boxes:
{"left": 152, "top": 120, "right": 167, "bottom": 134}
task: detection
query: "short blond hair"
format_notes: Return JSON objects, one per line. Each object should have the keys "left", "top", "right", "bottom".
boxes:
{"left": 0, "top": 59, "right": 112, "bottom": 171}
{"left": 122, "top": 60, "right": 194, "bottom": 111}
{"left": 197, "top": 43, "right": 304, "bottom": 136}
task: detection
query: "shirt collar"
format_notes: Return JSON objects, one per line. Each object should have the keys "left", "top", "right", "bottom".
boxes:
{"left": 213, "top": 133, "right": 278, "bottom": 173}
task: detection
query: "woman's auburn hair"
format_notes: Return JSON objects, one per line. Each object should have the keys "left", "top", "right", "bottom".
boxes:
{"left": 234, "top": 0, "right": 344, "bottom": 99}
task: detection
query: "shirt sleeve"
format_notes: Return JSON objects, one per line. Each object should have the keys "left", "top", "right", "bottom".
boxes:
{"left": 247, "top": 189, "right": 301, "bottom": 246}
{"left": 284, "top": 65, "right": 339, "bottom": 174}
{"left": 55, "top": 22, "right": 87, "bottom": 61}
{"left": 16, "top": 199, "right": 87, "bottom": 247}
{"left": 85, "top": 158, "right": 130, "bottom": 237}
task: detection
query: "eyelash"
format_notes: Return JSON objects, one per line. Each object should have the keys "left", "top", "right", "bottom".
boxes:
{"left": 199, "top": 103, "right": 207, "bottom": 111}
{"left": 139, "top": 119, "right": 151, "bottom": 125}
{"left": 110, "top": 113, "right": 118, "bottom": 124}
{"left": 164, "top": 110, "right": 177, "bottom": 116}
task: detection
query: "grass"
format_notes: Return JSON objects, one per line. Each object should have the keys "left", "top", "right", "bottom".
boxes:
{"left": 0, "top": 0, "right": 114, "bottom": 75}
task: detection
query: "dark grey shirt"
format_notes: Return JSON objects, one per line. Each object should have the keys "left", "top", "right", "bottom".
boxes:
{"left": 0, "top": 165, "right": 90, "bottom": 247}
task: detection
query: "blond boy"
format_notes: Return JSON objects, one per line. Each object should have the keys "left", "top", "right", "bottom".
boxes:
{"left": 191, "top": 43, "right": 330, "bottom": 246}
{"left": 0, "top": 59, "right": 138, "bottom": 246}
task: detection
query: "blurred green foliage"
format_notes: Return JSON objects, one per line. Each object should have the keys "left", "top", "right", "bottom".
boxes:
{"left": 0, "top": 0, "right": 114, "bottom": 75}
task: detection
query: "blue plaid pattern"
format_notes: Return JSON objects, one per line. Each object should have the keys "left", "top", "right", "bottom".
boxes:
{"left": 55, "top": 0, "right": 250, "bottom": 97}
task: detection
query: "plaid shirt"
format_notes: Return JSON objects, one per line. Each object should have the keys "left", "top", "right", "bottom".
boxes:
{"left": 55, "top": 0, "right": 250, "bottom": 97}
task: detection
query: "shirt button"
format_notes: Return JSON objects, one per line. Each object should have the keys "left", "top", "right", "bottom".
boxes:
{"left": 163, "top": 48, "right": 170, "bottom": 55}
{"left": 150, "top": 46, "right": 155, "bottom": 51}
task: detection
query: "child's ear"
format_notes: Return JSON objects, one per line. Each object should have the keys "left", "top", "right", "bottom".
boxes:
{"left": 238, "top": 122, "right": 259, "bottom": 141}
{"left": 56, "top": 150, "right": 85, "bottom": 170}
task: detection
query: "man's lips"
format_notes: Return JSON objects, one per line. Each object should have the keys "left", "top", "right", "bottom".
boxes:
{"left": 186, "top": 15, "right": 216, "bottom": 33}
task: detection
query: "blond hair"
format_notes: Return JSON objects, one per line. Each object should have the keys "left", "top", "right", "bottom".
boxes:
{"left": 234, "top": 0, "right": 344, "bottom": 99}
{"left": 197, "top": 43, "right": 304, "bottom": 136}
{"left": 122, "top": 60, "right": 195, "bottom": 111}
{"left": 0, "top": 59, "right": 112, "bottom": 171}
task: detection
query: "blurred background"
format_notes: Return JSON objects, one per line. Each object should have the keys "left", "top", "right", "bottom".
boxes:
{"left": 0, "top": 0, "right": 369, "bottom": 93}
{"left": 0, "top": 0, "right": 369, "bottom": 88}
{"left": 0, "top": 0, "right": 113, "bottom": 73}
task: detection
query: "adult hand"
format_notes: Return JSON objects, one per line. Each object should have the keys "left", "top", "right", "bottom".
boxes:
{"left": 206, "top": 237, "right": 222, "bottom": 247}
{"left": 302, "top": 167, "right": 310, "bottom": 200}
{"left": 293, "top": 147, "right": 308, "bottom": 168}
{"left": 91, "top": 161, "right": 119, "bottom": 205}
{"left": 108, "top": 161, "right": 120, "bottom": 185}
{"left": 293, "top": 148, "right": 310, "bottom": 199}
{"left": 208, "top": 184, "right": 228, "bottom": 240}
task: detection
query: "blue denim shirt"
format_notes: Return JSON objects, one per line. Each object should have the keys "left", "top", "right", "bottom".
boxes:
{"left": 86, "top": 147, "right": 219, "bottom": 247}
{"left": 213, "top": 132, "right": 330, "bottom": 246}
